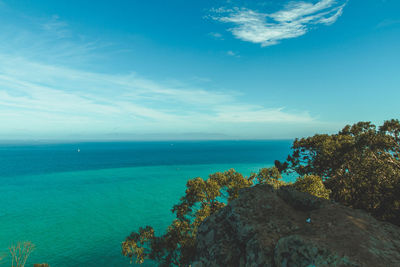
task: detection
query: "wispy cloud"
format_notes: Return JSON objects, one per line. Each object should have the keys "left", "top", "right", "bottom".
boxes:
{"left": 209, "top": 0, "right": 347, "bottom": 46}
{"left": 0, "top": 4, "right": 316, "bottom": 140}
{"left": 226, "top": 50, "right": 240, "bottom": 57}
{"left": 209, "top": 32, "right": 224, "bottom": 39}
{"left": 0, "top": 54, "right": 314, "bottom": 139}
{"left": 40, "top": 14, "right": 71, "bottom": 39}
{"left": 375, "top": 19, "right": 400, "bottom": 29}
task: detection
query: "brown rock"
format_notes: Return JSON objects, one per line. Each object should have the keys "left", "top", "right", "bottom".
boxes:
{"left": 193, "top": 184, "right": 400, "bottom": 266}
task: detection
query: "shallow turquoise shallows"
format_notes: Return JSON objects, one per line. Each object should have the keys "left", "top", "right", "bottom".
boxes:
{"left": 0, "top": 141, "right": 293, "bottom": 266}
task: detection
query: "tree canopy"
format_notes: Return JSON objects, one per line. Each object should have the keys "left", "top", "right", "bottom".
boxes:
{"left": 276, "top": 119, "right": 400, "bottom": 225}
{"left": 121, "top": 167, "right": 289, "bottom": 266}
{"left": 122, "top": 119, "right": 400, "bottom": 266}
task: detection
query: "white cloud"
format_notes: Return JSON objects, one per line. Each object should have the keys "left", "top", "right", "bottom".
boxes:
{"left": 0, "top": 6, "right": 317, "bottom": 140}
{"left": 41, "top": 14, "right": 71, "bottom": 38}
{"left": 209, "top": 0, "right": 347, "bottom": 46}
{"left": 0, "top": 54, "right": 314, "bottom": 139}
{"left": 209, "top": 32, "right": 224, "bottom": 39}
{"left": 226, "top": 50, "right": 239, "bottom": 57}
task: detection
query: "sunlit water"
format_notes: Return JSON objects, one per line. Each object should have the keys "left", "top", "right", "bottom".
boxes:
{"left": 0, "top": 141, "right": 293, "bottom": 266}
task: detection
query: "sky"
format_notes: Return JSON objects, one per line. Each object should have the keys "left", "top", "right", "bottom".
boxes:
{"left": 0, "top": 0, "right": 399, "bottom": 141}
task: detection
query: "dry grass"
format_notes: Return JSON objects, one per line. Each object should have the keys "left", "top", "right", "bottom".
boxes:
{"left": 8, "top": 241, "right": 35, "bottom": 267}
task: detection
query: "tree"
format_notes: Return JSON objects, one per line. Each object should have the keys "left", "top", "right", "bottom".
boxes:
{"left": 122, "top": 119, "right": 400, "bottom": 266}
{"left": 121, "top": 167, "right": 291, "bottom": 265}
{"left": 122, "top": 169, "right": 255, "bottom": 266}
{"left": 276, "top": 119, "right": 400, "bottom": 226}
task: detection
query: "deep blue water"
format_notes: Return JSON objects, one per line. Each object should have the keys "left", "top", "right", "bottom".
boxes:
{"left": 0, "top": 140, "right": 292, "bottom": 266}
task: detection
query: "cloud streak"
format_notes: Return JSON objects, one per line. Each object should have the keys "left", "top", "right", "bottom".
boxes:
{"left": 0, "top": 4, "right": 317, "bottom": 140}
{"left": 0, "top": 54, "right": 314, "bottom": 139}
{"left": 209, "top": 0, "right": 347, "bottom": 46}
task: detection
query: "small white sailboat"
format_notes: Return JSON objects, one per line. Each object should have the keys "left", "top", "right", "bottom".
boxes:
{"left": 77, "top": 148, "right": 81, "bottom": 152}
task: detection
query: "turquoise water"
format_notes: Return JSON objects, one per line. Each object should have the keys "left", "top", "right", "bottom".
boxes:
{"left": 0, "top": 141, "right": 293, "bottom": 266}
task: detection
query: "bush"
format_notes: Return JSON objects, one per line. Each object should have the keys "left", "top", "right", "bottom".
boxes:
{"left": 293, "top": 175, "right": 331, "bottom": 199}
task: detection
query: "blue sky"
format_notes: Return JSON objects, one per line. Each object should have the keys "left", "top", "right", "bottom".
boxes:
{"left": 0, "top": 0, "right": 399, "bottom": 140}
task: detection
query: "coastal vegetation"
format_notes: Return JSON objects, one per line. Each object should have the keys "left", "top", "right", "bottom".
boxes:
{"left": 276, "top": 119, "right": 400, "bottom": 225}
{"left": 8, "top": 241, "right": 35, "bottom": 267}
{"left": 122, "top": 119, "right": 400, "bottom": 266}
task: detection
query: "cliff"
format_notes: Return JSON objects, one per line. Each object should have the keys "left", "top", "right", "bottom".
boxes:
{"left": 192, "top": 184, "right": 400, "bottom": 267}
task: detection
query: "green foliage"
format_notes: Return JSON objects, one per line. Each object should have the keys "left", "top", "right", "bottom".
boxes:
{"left": 293, "top": 175, "right": 331, "bottom": 199}
{"left": 122, "top": 226, "right": 155, "bottom": 264}
{"left": 250, "top": 166, "right": 286, "bottom": 188}
{"left": 276, "top": 119, "right": 400, "bottom": 226}
{"left": 122, "top": 168, "right": 258, "bottom": 266}
{"left": 123, "top": 119, "right": 400, "bottom": 266}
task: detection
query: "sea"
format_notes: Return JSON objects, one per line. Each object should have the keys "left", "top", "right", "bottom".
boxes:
{"left": 0, "top": 140, "right": 294, "bottom": 266}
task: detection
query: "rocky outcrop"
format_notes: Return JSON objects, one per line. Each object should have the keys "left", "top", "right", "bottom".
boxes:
{"left": 193, "top": 184, "right": 400, "bottom": 267}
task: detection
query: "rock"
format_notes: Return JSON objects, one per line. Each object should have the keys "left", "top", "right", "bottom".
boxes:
{"left": 193, "top": 184, "right": 400, "bottom": 267}
{"left": 277, "top": 185, "right": 325, "bottom": 211}
{"left": 274, "top": 235, "right": 358, "bottom": 267}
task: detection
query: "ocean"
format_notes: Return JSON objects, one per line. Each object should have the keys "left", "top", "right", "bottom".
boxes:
{"left": 0, "top": 140, "right": 293, "bottom": 266}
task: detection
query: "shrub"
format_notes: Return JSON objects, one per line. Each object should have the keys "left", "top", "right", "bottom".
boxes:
{"left": 293, "top": 174, "right": 331, "bottom": 199}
